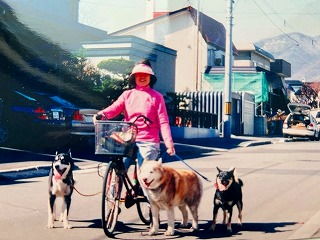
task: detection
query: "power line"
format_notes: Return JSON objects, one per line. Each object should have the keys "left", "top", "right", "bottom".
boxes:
{"left": 252, "top": 0, "right": 300, "bottom": 46}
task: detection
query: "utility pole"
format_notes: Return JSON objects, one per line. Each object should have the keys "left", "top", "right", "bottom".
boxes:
{"left": 223, "top": 0, "right": 233, "bottom": 138}
{"left": 195, "top": 0, "right": 200, "bottom": 91}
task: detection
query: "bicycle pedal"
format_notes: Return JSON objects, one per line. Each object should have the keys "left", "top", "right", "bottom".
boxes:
{"left": 136, "top": 195, "right": 146, "bottom": 199}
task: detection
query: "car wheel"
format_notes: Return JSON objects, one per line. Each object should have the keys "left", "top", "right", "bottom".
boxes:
{"left": 309, "top": 135, "right": 316, "bottom": 141}
{"left": 283, "top": 134, "right": 289, "bottom": 138}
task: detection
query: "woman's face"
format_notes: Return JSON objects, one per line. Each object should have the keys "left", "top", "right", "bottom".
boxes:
{"left": 135, "top": 72, "right": 151, "bottom": 87}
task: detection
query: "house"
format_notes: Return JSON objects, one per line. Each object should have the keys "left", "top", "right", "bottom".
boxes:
{"left": 109, "top": 6, "right": 237, "bottom": 93}
{"left": 204, "top": 43, "right": 291, "bottom": 116}
{"left": 81, "top": 36, "right": 177, "bottom": 95}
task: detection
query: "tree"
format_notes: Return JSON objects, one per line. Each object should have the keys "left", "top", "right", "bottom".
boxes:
{"left": 97, "top": 58, "right": 135, "bottom": 80}
{"left": 62, "top": 52, "right": 102, "bottom": 87}
{"left": 294, "top": 82, "right": 319, "bottom": 108}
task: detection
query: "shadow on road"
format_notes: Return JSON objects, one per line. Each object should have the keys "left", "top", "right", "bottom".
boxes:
{"left": 75, "top": 220, "right": 297, "bottom": 239}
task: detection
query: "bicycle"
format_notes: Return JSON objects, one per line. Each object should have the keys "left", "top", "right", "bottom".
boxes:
{"left": 95, "top": 115, "right": 152, "bottom": 237}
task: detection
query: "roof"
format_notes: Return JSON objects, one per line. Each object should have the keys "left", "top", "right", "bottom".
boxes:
{"left": 187, "top": 7, "right": 238, "bottom": 54}
{"left": 236, "top": 43, "right": 274, "bottom": 61}
{"left": 110, "top": 6, "right": 238, "bottom": 54}
{"left": 285, "top": 80, "right": 303, "bottom": 86}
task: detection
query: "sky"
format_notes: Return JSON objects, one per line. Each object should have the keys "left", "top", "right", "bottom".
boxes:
{"left": 79, "top": 0, "right": 320, "bottom": 45}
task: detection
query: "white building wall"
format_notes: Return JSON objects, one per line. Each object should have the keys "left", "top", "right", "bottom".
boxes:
{"left": 251, "top": 53, "right": 271, "bottom": 71}
{"left": 113, "top": 11, "right": 210, "bottom": 93}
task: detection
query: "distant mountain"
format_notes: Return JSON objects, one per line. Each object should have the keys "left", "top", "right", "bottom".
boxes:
{"left": 255, "top": 32, "right": 320, "bottom": 82}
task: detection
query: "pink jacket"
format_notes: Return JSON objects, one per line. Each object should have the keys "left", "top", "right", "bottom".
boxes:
{"left": 99, "top": 85, "right": 174, "bottom": 149}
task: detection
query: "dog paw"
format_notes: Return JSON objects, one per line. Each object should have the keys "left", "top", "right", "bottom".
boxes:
{"left": 47, "top": 224, "right": 54, "bottom": 229}
{"left": 148, "top": 229, "right": 156, "bottom": 236}
{"left": 64, "top": 224, "right": 73, "bottom": 229}
{"left": 227, "top": 227, "right": 233, "bottom": 233}
{"left": 164, "top": 230, "right": 175, "bottom": 236}
{"left": 209, "top": 225, "right": 216, "bottom": 232}
{"left": 179, "top": 223, "right": 189, "bottom": 228}
{"left": 190, "top": 226, "right": 199, "bottom": 232}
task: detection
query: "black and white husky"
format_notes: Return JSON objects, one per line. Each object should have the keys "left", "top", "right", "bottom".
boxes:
{"left": 47, "top": 150, "right": 75, "bottom": 229}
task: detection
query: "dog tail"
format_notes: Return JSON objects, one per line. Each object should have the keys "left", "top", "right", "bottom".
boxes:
{"left": 238, "top": 178, "right": 243, "bottom": 187}
{"left": 233, "top": 168, "right": 243, "bottom": 186}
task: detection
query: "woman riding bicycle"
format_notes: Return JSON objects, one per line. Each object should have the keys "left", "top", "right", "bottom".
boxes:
{"left": 94, "top": 59, "right": 175, "bottom": 171}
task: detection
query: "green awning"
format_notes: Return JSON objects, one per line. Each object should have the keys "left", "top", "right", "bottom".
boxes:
{"left": 203, "top": 72, "right": 269, "bottom": 103}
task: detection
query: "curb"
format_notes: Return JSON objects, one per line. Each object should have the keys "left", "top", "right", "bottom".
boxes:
{"left": 0, "top": 165, "right": 51, "bottom": 181}
{"left": 239, "top": 140, "right": 273, "bottom": 147}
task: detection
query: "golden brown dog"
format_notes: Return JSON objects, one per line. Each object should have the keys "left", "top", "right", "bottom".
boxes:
{"left": 138, "top": 158, "right": 203, "bottom": 236}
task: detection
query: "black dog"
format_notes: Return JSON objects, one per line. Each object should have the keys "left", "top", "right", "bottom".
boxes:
{"left": 210, "top": 167, "right": 243, "bottom": 232}
{"left": 47, "top": 150, "right": 75, "bottom": 229}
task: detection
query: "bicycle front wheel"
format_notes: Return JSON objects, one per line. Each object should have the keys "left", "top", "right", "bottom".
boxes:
{"left": 101, "top": 161, "right": 122, "bottom": 237}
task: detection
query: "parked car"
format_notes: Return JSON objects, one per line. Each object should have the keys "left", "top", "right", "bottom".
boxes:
{"left": 1, "top": 91, "right": 99, "bottom": 151}
{"left": 310, "top": 108, "right": 320, "bottom": 125}
{"left": 0, "top": 98, "right": 8, "bottom": 144}
{"left": 282, "top": 103, "right": 320, "bottom": 141}
{"left": 33, "top": 92, "right": 99, "bottom": 140}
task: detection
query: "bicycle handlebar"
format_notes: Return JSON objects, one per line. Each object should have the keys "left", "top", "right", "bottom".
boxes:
{"left": 132, "top": 115, "right": 153, "bottom": 125}
{"left": 95, "top": 114, "right": 152, "bottom": 125}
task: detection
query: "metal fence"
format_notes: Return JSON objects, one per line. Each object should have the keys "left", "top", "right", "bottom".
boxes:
{"left": 168, "top": 109, "right": 218, "bottom": 129}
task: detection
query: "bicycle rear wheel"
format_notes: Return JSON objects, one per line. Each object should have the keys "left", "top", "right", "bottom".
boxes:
{"left": 137, "top": 200, "right": 152, "bottom": 225}
{"left": 101, "top": 161, "right": 122, "bottom": 237}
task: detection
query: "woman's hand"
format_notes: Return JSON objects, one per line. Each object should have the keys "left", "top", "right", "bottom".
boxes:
{"left": 166, "top": 146, "right": 175, "bottom": 156}
{"left": 93, "top": 113, "right": 104, "bottom": 124}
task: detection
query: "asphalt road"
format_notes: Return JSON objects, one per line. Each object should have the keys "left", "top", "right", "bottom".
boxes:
{"left": 1, "top": 136, "right": 320, "bottom": 240}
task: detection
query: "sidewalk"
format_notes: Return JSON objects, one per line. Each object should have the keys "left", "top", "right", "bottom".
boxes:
{"left": 0, "top": 135, "right": 282, "bottom": 180}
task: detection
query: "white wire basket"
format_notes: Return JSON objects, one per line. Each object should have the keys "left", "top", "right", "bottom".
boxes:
{"left": 95, "top": 121, "right": 138, "bottom": 157}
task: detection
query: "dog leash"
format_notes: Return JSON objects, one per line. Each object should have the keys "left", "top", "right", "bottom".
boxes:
{"left": 72, "top": 163, "right": 105, "bottom": 197}
{"left": 173, "top": 153, "right": 212, "bottom": 182}
{"left": 72, "top": 184, "right": 101, "bottom": 197}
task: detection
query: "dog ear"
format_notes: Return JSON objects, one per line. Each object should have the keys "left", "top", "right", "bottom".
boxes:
{"left": 68, "top": 149, "right": 72, "bottom": 158}
{"left": 229, "top": 167, "right": 235, "bottom": 175}
{"left": 158, "top": 158, "right": 163, "bottom": 164}
{"left": 216, "top": 167, "right": 222, "bottom": 173}
{"left": 55, "top": 151, "right": 58, "bottom": 156}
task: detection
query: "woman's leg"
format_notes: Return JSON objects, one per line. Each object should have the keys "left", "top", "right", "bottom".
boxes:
{"left": 136, "top": 142, "right": 160, "bottom": 167}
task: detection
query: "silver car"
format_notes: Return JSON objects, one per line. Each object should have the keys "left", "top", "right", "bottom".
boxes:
{"left": 282, "top": 103, "right": 320, "bottom": 141}
{"left": 310, "top": 108, "right": 320, "bottom": 125}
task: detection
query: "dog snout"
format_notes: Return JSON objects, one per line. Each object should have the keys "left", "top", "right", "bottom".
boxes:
{"left": 221, "top": 180, "right": 229, "bottom": 186}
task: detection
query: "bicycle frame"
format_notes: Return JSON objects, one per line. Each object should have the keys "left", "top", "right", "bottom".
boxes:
{"left": 96, "top": 116, "right": 153, "bottom": 236}
{"left": 110, "top": 156, "right": 147, "bottom": 204}
{"left": 101, "top": 156, "right": 151, "bottom": 237}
